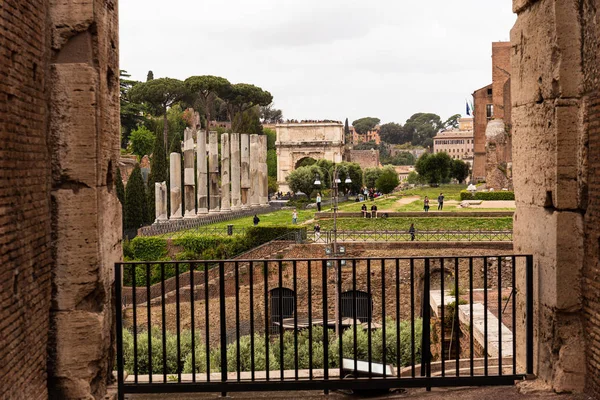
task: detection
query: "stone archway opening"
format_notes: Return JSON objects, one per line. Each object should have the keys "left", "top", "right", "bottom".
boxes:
{"left": 295, "top": 157, "right": 317, "bottom": 169}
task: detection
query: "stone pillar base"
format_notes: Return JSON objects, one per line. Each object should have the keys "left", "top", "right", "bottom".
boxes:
{"left": 220, "top": 207, "right": 231, "bottom": 213}
{"left": 154, "top": 217, "right": 168, "bottom": 224}
{"left": 209, "top": 209, "right": 220, "bottom": 214}
{"left": 197, "top": 208, "right": 208, "bottom": 215}
{"left": 169, "top": 216, "right": 183, "bottom": 220}
{"left": 183, "top": 211, "right": 196, "bottom": 219}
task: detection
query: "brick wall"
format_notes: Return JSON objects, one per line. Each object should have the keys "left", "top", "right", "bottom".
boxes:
{"left": 472, "top": 84, "right": 492, "bottom": 180}
{"left": 0, "top": 1, "right": 52, "bottom": 399}
{"left": 346, "top": 149, "right": 380, "bottom": 169}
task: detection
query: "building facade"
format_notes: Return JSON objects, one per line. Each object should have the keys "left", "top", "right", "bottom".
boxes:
{"left": 432, "top": 117, "right": 475, "bottom": 165}
{"left": 350, "top": 126, "right": 381, "bottom": 145}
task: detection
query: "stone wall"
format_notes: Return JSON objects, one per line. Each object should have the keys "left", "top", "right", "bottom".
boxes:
{"left": 472, "top": 84, "right": 493, "bottom": 181}
{"left": 346, "top": 149, "right": 380, "bottom": 169}
{"left": 511, "top": 0, "right": 599, "bottom": 395}
{"left": 0, "top": 1, "right": 53, "bottom": 398}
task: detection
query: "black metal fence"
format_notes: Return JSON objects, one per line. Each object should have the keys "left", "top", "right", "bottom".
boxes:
{"left": 311, "top": 230, "right": 513, "bottom": 243}
{"left": 116, "top": 255, "right": 533, "bottom": 398}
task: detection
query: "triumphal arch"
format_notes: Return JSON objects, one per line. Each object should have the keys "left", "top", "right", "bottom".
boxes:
{"left": 275, "top": 122, "right": 345, "bottom": 192}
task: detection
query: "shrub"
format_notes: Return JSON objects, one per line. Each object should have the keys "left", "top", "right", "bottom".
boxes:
{"left": 124, "top": 164, "right": 148, "bottom": 230}
{"left": 272, "top": 326, "right": 338, "bottom": 370}
{"left": 130, "top": 237, "right": 168, "bottom": 260}
{"left": 460, "top": 190, "right": 515, "bottom": 201}
{"left": 244, "top": 226, "right": 307, "bottom": 248}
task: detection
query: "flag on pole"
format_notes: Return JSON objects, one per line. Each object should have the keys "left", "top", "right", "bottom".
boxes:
{"left": 466, "top": 100, "right": 471, "bottom": 116}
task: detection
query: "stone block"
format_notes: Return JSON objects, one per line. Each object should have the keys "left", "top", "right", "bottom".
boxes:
{"left": 50, "top": 0, "right": 95, "bottom": 49}
{"left": 554, "top": 100, "right": 583, "bottom": 210}
{"left": 555, "top": 211, "right": 583, "bottom": 310}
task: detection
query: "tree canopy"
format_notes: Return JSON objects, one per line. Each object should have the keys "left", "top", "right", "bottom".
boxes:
{"left": 260, "top": 103, "right": 283, "bottom": 124}
{"left": 352, "top": 117, "right": 380, "bottom": 135}
{"left": 376, "top": 167, "right": 400, "bottom": 194}
{"left": 451, "top": 159, "right": 470, "bottom": 183}
{"left": 443, "top": 114, "right": 461, "bottom": 130}
{"left": 379, "top": 122, "right": 410, "bottom": 144}
{"left": 124, "top": 164, "right": 148, "bottom": 230}
{"left": 184, "top": 75, "right": 231, "bottom": 130}
{"left": 286, "top": 165, "right": 321, "bottom": 200}
{"left": 415, "top": 152, "right": 453, "bottom": 185}
{"left": 221, "top": 83, "right": 273, "bottom": 132}
{"left": 404, "top": 113, "right": 443, "bottom": 149}
{"left": 119, "top": 70, "right": 146, "bottom": 147}
{"left": 129, "top": 126, "right": 155, "bottom": 159}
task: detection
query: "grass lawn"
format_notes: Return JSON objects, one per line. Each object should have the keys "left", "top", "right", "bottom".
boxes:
{"left": 317, "top": 217, "right": 513, "bottom": 231}
{"left": 399, "top": 184, "right": 465, "bottom": 201}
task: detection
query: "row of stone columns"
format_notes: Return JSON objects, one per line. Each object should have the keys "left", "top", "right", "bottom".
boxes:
{"left": 154, "top": 130, "right": 269, "bottom": 223}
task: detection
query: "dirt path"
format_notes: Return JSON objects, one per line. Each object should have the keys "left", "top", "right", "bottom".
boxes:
{"left": 396, "top": 196, "right": 420, "bottom": 205}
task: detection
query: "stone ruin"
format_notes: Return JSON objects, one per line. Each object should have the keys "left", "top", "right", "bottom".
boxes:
{"left": 155, "top": 129, "right": 269, "bottom": 223}
{"left": 485, "top": 119, "right": 512, "bottom": 190}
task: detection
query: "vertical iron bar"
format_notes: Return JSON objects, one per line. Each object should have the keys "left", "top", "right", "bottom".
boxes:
{"left": 264, "top": 261, "right": 270, "bottom": 381}
{"left": 423, "top": 258, "right": 432, "bottom": 389}
{"left": 205, "top": 261, "right": 210, "bottom": 382}
{"left": 132, "top": 264, "right": 138, "bottom": 383}
{"left": 512, "top": 256, "right": 516, "bottom": 375}
{"left": 322, "top": 259, "right": 329, "bottom": 395}
{"left": 235, "top": 262, "right": 241, "bottom": 381}
{"left": 250, "top": 261, "right": 255, "bottom": 380}
{"left": 176, "top": 263, "right": 181, "bottom": 382}
{"left": 146, "top": 263, "right": 152, "bottom": 383}
{"left": 381, "top": 259, "right": 386, "bottom": 378}
{"left": 440, "top": 258, "right": 445, "bottom": 377}
{"left": 395, "top": 259, "right": 400, "bottom": 378}
{"left": 293, "top": 260, "right": 299, "bottom": 380}
{"left": 219, "top": 261, "right": 227, "bottom": 397}
{"left": 469, "top": 257, "right": 474, "bottom": 377}
{"left": 484, "top": 257, "right": 488, "bottom": 376}
{"left": 526, "top": 255, "right": 534, "bottom": 375}
{"left": 278, "top": 260, "right": 284, "bottom": 381}
{"left": 353, "top": 259, "right": 358, "bottom": 376}
{"left": 338, "top": 258, "right": 343, "bottom": 380}
{"left": 190, "top": 263, "right": 196, "bottom": 383}
{"left": 115, "top": 264, "right": 124, "bottom": 400}
{"left": 367, "top": 258, "right": 372, "bottom": 375}
{"left": 308, "top": 260, "right": 313, "bottom": 380}
{"left": 454, "top": 257, "right": 460, "bottom": 377}
{"left": 498, "top": 256, "right": 502, "bottom": 376}
{"left": 410, "top": 258, "right": 415, "bottom": 378}
{"left": 161, "top": 263, "right": 167, "bottom": 382}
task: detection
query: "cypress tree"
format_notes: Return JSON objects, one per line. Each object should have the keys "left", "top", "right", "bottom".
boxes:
{"left": 125, "top": 164, "right": 147, "bottom": 230}
{"left": 146, "top": 70, "right": 154, "bottom": 81}
{"left": 146, "top": 129, "right": 168, "bottom": 223}
{"left": 115, "top": 167, "right": 125, "bottom": 205}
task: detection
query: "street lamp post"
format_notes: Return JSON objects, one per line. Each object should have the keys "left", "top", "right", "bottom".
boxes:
{"left": 314, "top": 165, "right": 352, "bottom": 337}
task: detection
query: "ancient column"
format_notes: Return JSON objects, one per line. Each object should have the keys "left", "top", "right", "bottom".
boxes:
{"left": 196, "top": 130, "right": 208, "bottom": 215}
{"left": 155, "top": 181, "right": 168, "bottom": 223}
{"left": 169, "top": 152, "right": 183, "bottom": 219}
{"left": 220, "top": 133, "right": 231, "bottom": 212}
{"left": 259, "top": 135, "right": 269, "bottom": 205}
{"left": 231, "top": 132, "right": 241, "bottom": 210}
{"left": 240, "top": 133, "right": 250, "bottom": 208}
{"left": 249, "top": 134, "right": 260, "bottom": 207}
{"left": 183, "top": 127, "right": 196, "bottom": 218}
{"left": 208, "top": 131, "right": 220, "bottom": 213}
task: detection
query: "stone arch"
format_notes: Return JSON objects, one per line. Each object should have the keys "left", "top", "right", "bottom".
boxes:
{"left": 295, "top": 156, "right": 317, "bottom": 169}
{"left": 340, "top": 290, "right": 373, "bottom": 323}
{"left": 269, "top": 287, "right": 295, "bottom": 333}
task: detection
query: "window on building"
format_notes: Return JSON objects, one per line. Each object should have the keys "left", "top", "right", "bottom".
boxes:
{"left": 486, "top": 104, "right": 493, "bottom": 119}
{"left": 487, "top": 88, "right": 493, "bottom": 96}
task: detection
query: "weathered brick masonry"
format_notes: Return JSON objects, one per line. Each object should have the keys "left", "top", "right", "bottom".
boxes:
{"left": 0, "top": 0, "right": 52, "bottom": 399}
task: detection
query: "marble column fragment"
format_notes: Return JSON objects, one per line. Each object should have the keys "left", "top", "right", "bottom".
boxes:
{"left": 196, "top": 130, "right": 208, "bottom": 214}
{"left": 249, "top": 134, "right": 260, "bottom": 207}
{"left": 183, "top": 127, "right": 196, "bottom": 218}
{"left": 208, "top": 131, "right": 220, "bottom": 213}
{"left": 220, "top": 133, "right": 231, "bottom": 212}
{"left": 230, "top": 132, "right": 241, "bottom": 210}
{"left": 240, "top": 133, "right": 250, "bottom": 208}
{"left": 169, "top": 152, "right": 182, "bottom": 219}
{"left": 155, "top": 181, "right": 168, "bottom": 223}
{"left": 259, "top": 135, "right": 269, "bottom": 205}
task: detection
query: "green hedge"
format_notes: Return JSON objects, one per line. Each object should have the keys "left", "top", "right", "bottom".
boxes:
{"left": 122, "top": 319, "right": 422, "bottom": 375}
{"left": 244, "top": 226, "right": 307, "bottom": 248}
{"left": 460, "top": 190, "right": 515, "bottom": 201}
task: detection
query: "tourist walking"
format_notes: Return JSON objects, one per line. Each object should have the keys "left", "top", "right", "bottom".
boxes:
{"left": 314, "top": 223, "right": 321, "bottom": 241}
{"left": 409, "top": 223, "right": 416, "bottom": 241}
{"left": 292, "top": 209, "right": 298, "bottom": 224}
{"left": 437, "top": 193, "right": 444, "bottom": 210}
{"left": 424, "top": 196, "right": 430, "bottom": 212}
{"left": 316, "top": 193, "right": 322, "bottom": 212}
{"left": 253, "top": 214, "right": 260, "bottom": 226}
{"left": 361, "top": 203, "right": 368, "bottom": 218}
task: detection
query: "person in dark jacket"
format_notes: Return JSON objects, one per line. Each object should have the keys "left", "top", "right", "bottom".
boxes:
{"left": 409, "top": 223, "right": 416, "bottom": 241}
{"left": 437, "top": 193, "right": 444, "bottom": 210}
{"left": 253, "top": 214, "right": 260, "bottom": 226}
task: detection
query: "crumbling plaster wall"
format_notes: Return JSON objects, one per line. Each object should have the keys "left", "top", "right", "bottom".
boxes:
{"left": 512, "top": 0, "right": 600, "bottom": 395}
{"left": 46, "top": 0, "right": 121, "bottom": 398}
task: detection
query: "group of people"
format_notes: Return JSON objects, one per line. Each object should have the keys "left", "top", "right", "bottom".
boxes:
{"left": 361, "top": 203, "right": 378, "bottom": 218}
{"left": 423, "top": 193, "right": 444, "bottom": 212}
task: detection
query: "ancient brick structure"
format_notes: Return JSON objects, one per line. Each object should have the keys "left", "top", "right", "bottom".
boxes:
{"left": 0, "top": 0, "right": 120, "bottom": 398}
{"left": 472, "top": 84, "right": 493, "bottom": 181}
{"left": 345, "top": 149, "right": 380, "bottom": 169}
{"left": 512, "top": 0, "right": 600, "bottom": 395}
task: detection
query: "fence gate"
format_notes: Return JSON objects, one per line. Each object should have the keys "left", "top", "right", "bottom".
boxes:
{"left": 116, "top": 256, "right": 534, "bottom": 399}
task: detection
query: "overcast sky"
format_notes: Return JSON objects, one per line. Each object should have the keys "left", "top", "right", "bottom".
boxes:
{"left": 120, "top": 1, "right": 516, "bottom": 125}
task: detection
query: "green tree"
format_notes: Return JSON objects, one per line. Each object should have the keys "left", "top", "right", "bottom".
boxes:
{"left": 376, "top": 166, "right": 400, "bottom": 194}
{"left": 286, "top": 165, "right": 321, "bottom": 200}
{"left": 379, "top": 122, "right": 411, "bottom": 145}
{"left": 115, "top": 167, "right": 125, "bottom": 205}
{"left": 344, "top": 118, "right": 351, "bottom": 143}
{"left": 263, "top": 128, "right": 277, "bottom": 150}
{"left": 352, "top": 117, "right": 380, "bottom": 135}
{"left": 406, "top": 171, "right": 422, "bottom": 184}
{"left": 237, "top": 105, "right": 263, "bottom": 135}
{"left": 415, "top": 152, "right": 453, "bottom": 185}
{"left": 443, "top": 114, "right": 461, "bottom": 129}
{"left": 146, "top": 129, "right": 168, "bottom": 223}
{"left": 129, "top": 77, "right": 186, "bottom": 151}
{"left": 404, "top": 113, "right": 443, "bottom": 148}
{"left": 390, "top": 151, "right": 416, "bottom": 166}
{"left": 124, "top": 164, "right": 148, "bottom": 230}
{"left": 184, "top": 75, "right": 231, "bottom": 134}
{"left": 129, "top": 126, "right": 156, "bottom": 159}
{"left": 268, "top": 176, "right": 279, "bottom": 195}
{"left": 260, "top": 103, "right": 283, "bottom": 123}
{"left": 315, "top": 159, "right": 334, "bottom": 189}
{"left": 363, "top": 167, "right": 383, "bottom": 189}
{"left": 146, "top": 70, "right": 154, "bottom": 81}
{"left": 335, "top": 162, "right": 363, "bottom": 194}
{"left": 120, "top": 70, "right": 146, "bottom": 148}
{"left": 221, "top": 83, "right": 273, "bottom": 132}
{"left": 353, "top": 140, "right": 378, "bottom": 150}
{"left": 451, "top": 159, "right": 470, "bottom": 183}
{"left": 267, "top": 149, "right": 277, "bottom": 178}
